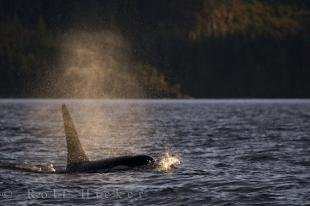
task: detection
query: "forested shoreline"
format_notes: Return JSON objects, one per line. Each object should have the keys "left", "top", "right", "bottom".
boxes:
{"left": 0, "top": 0, "right": 309, "bottom": 98}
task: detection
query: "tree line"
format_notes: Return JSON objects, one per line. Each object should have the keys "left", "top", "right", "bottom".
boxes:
{"left": 0, "top": 0, "right": 309, "bottom": 98}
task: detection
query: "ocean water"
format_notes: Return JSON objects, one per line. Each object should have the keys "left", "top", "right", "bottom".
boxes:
{"left": 0, "top": 99, "right": 310, "bottom": 205}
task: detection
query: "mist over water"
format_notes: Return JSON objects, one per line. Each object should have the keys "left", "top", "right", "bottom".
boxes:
{"left": 31, "top": 30, "right": 153, "bottom": 155}
{"left": 40, "top": 30, "right": 144, "bottom": 99}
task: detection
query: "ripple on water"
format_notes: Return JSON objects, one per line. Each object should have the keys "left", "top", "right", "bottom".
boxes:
{"left": 0, "top": 99, "right": 310, "bottom": 205}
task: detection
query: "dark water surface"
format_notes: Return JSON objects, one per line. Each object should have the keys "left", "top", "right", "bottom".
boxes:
{"left": 0, "top": 99, "right": 310, "bottom": 205}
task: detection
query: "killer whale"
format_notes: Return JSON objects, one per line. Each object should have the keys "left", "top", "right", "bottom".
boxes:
{"left": 61, "top": 104, "right": 154, "bottom": 173}
{"left": 0, "top": 105, "right": 154, "bottom": 173}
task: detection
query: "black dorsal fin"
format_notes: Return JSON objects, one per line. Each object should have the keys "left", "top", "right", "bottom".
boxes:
{"left": 62, "top": 104, "right": 89, "bottom": 167}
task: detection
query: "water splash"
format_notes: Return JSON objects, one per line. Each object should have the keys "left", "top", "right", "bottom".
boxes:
{"left": 13, "top": 163, "right": 56, "bottom": 173}
{"left": 157, "top": 152, "right": 181, "bottom": 172}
